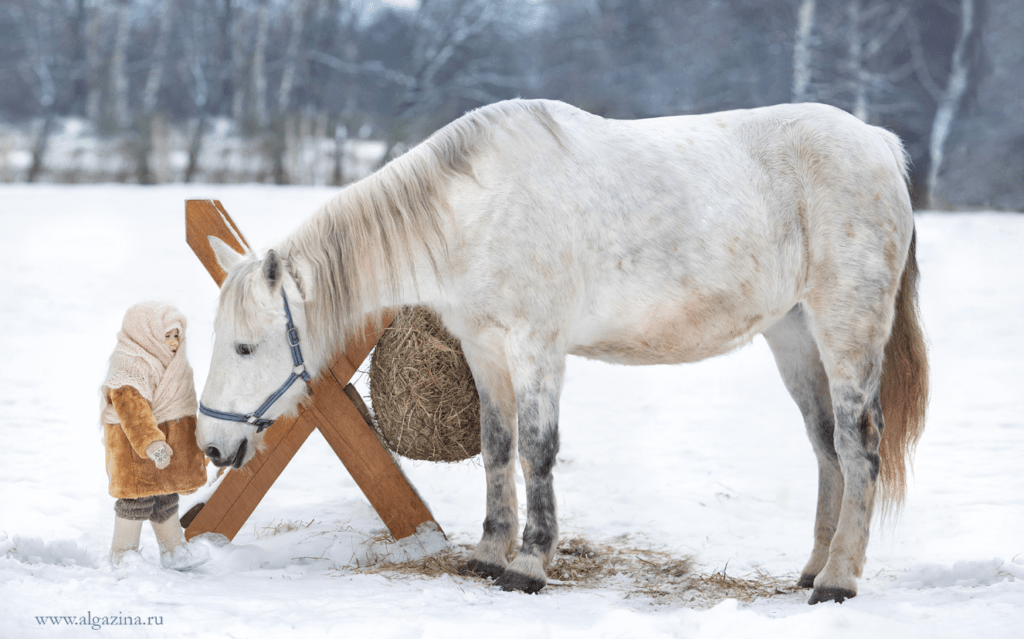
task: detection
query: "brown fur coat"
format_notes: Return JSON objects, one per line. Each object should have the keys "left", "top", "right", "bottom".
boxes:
{"left": 105, "top": 386, "right": 206, "bottom": 499}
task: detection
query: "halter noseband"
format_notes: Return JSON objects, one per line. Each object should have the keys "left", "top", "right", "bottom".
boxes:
{"left": 199, "top": 291, "right": 312, "bottom": 434}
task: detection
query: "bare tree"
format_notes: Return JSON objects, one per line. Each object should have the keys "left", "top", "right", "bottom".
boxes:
{"left": 181, "top": 4, "right": 210, "bottom": 182}
{"left": 396, "top": 0, "right": 503, "bottom": 114}
{"left": 799, "top": 0, "right": 913, "bottom": 122}
{"left": 377, "top": 0, "right": 528, "bottom": 160}
{"left": 269, "top": 0, "right": 310, "bottom": 185}
{"left": 230, "top": 0, "right": 248, "bottom": 121}
{"left": 15, "top": 0, "right": 58, "bottom": 181}
{"left": 844, "top": 0, "right": 912, "bottom": 121}
{"left": 846, "top": 0, "right": 867, "bottom": 119}
{"left": 141, "top": 0, "right": 174, "bottom": 114}
{"left": 251, "top": 0, "right": 270, "bottom": 127}
{"left": 792, "top": 0, "right": 816, "bottom": 102}
{"left": 277, "top": 0, "right": 307, "bottom": 114}
{"left": 304, "top": 0, "right": 378, "bottom": 184}
{"left": 920, "top": 0, "right": 977, "bottom": 207}
{"left": 109, "top": 0, "right": 131, "bottom": 129}
{"left": 83, "top": 0, "right": 106, "bottom": 123}
{"left": 66, "top": 0, "right": 91, "bottom": 117}
{"left": 132, "top": 0, "right": 176, "bottom": 184}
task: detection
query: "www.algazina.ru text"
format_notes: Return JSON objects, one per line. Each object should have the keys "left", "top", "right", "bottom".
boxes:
{"left": 35, "top": 612, "right": 164, "bottom": 630}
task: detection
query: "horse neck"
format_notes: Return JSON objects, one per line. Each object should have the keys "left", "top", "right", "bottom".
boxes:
{"left": 278, "top": 151, "right": 456, "bottom": 358}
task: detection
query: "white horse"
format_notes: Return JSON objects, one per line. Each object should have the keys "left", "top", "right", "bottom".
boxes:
{"left": 197, "top": 99, "right": 928, "bottom": 604}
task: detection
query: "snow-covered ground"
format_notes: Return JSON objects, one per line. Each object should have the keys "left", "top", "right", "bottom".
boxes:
{"left": 1, "top": 185, "right": 1021, "bottom": 638}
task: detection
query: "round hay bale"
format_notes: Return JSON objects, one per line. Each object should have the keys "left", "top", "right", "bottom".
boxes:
{"left": 369, "top": 306, "right": 480, "bottom": 462}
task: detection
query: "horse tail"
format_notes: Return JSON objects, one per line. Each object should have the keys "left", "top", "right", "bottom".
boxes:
{"left": 878, "top": 227, "right": 929, "bottom": 514}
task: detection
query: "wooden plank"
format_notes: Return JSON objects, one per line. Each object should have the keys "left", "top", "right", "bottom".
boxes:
{"left": 185, "top": 415, "right": 316, "bottom": 540}
{"left": 313, "top": 368, "right": 435, "bottom": 540}
{"left": 329, "top": 309, "right": 396, "bottom": 384}
{"left": 343, "top": 384, "right": 375, "bottom": 428}
{"left": 185, "top": 199, "right": 251, "bottom": 285}
{"left": 183, "top": 199, "right": 439, "bottom": 541}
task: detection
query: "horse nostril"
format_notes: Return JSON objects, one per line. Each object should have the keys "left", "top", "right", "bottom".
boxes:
{"left": 205, "top": 446, "right": 221, "bottom": 461}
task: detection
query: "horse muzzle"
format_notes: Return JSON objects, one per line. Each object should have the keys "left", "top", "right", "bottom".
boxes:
{"left": 205, "top": 438, "right": 248, "bottom": 468}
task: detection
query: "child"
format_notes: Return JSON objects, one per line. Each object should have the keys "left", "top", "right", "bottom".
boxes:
{"left": 100, "top": 301, "right": 208, "bottom": 569}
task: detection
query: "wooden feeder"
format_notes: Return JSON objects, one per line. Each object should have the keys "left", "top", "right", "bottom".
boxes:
{"left": 183, "top": 200, "right": 440, "bottom": 542}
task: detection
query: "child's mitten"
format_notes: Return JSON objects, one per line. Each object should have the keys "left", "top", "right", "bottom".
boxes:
{"left": 146, "top": 441, "right": 173, "bottom": 469}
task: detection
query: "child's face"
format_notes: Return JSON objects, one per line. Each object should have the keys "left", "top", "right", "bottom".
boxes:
{"left": 165, "top": 328, "right": 180, "bottom": 354}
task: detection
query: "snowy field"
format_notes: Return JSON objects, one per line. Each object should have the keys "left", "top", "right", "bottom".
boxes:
{"left": 1, "top": 185, "right": 1021, "bottom": 638}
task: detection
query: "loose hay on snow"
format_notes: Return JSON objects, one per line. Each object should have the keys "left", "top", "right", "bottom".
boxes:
{"left": 685, "top": 568, "right": 801, "bottom": 603}
{"left": 369, "top": 306, "right": 481, "bottom": 462}
{"left": 549, "top": 536, "right": 693, "bottom": 595}
{"left": 358, "top": 542, "right": 473, "bottom": 580}
{"left": 351, "top": 532, "right": 801, "bottom": 606}
{"left": 252, "top": 518, "right": 316, "bottom": 539}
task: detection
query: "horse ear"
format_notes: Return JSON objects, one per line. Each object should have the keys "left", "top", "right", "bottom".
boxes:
{"left": 263, "top": 249, "right": 282, "bottom": 290}
{"left": 209, "top": 236, "right": 245, "bottom": 273}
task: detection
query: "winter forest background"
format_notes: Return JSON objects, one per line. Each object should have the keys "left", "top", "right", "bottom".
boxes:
{"left": 1, "top": 0, "right": 1020, "bottom": 210}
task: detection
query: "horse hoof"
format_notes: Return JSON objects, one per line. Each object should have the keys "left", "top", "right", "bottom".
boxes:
{"left": 796, "top": 573, "right": 816, "bottom": 589}
{"left": 179, "top": 502, "right": 205, "bottom": 529}
{"left": 807, "top": 587, "right": 856, "bottom": 605}
{"left": 462, "top": 559, "right": 505, "bottom": 580}
{"left": 494, "top": 570, "right": 546, "bottom": 594}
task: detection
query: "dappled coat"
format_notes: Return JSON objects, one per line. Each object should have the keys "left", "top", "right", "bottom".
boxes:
{"left": 101, "top": 302, "right": 206, "bottom": 500}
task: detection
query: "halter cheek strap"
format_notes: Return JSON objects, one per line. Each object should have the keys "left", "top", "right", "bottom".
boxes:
{"left": 199, "top": 291, "right": 312, "bottom": 434}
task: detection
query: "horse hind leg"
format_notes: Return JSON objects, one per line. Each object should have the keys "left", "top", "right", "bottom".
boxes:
{"left": 806, "top": 384, "right": 884, "bottom": 605}
{"left": 763, "top": 305, "right": 844, "bottom": 590}
{"left": 494, "top": 346, "right": 564, "bottom": 594}
{"left": 461, "top": 335, "right": 520, "bottom": 580}
{"left": 801, "top": 279, "right": 895, "bottom": 604}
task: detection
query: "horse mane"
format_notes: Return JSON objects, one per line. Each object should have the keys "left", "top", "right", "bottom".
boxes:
{"left": 277, "top": 99, "right": 564, "bottom": 361}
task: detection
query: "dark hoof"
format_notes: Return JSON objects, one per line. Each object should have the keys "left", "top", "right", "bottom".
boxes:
{"left": 796, "top": 573, "right": 816, "bottom": 589}
{"left": 462, "top": 559, "right": 505, "bottom": 580}
{"left": 179, "top": 502, "right": 205, "bottom": 529}
{"left": 494, "top": 570, "right": 546, "bottom": 594}
{"left": 807, "top": 587, "right": 856, "bottom": 605}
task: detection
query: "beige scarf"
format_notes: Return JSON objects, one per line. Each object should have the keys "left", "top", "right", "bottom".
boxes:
{"left": 100, "top": 301, "right": 198, "bottom": 427}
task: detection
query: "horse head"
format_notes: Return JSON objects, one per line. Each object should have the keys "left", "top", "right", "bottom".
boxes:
{"left": 197, "top": 237, "right": 319, "bottom": 468}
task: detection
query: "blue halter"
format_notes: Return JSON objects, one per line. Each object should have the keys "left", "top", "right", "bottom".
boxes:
{"left": 199, "top": 291, "right": 312, "bottom": 433}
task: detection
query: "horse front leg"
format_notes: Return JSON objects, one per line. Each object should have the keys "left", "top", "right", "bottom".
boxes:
{"left": 494, "top": 354, "right": 564, "bottom": 594}
{"left": 462, "top": 339, "right": 519, "bottom": 579}
{"left": 763, "top": 306, "right": 844, "bottom": 589}
{"left": 463, "top": 388, "right": 519, "bottom": 578}
{"left": 802, "top": 448, "right": 844, "bottom": 587}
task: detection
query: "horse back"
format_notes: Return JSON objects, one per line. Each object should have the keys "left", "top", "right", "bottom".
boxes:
{"left": 443, "top": 101, "right": 912, "bottom": 365}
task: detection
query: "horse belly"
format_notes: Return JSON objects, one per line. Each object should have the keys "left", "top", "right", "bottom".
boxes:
{"left": 569, "top": 293, "right": 776, "bottom": 366}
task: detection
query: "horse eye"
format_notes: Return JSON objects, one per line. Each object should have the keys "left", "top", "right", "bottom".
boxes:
{"left": 235, "top": 343, "right": 255, "bottom": 356}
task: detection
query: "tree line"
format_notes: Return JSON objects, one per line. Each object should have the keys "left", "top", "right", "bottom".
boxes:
{"left": 2, "top": 0, "right": 1019, "bottom": 209}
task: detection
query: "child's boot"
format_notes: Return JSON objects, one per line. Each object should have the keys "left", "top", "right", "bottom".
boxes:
{"left": 153, "top": 512, "right": 208, "bottom": 570}
{"left": 110, "top": 516, "right": 143, "bottom": 565}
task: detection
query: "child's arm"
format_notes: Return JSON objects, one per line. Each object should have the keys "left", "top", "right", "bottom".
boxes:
{"left": 109, "top": 386, "right": 172, "bottom": 468}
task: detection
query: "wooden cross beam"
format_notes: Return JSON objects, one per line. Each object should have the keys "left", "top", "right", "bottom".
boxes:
{"left": 183, "top": 199, "right": 440, "bottom": 541}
